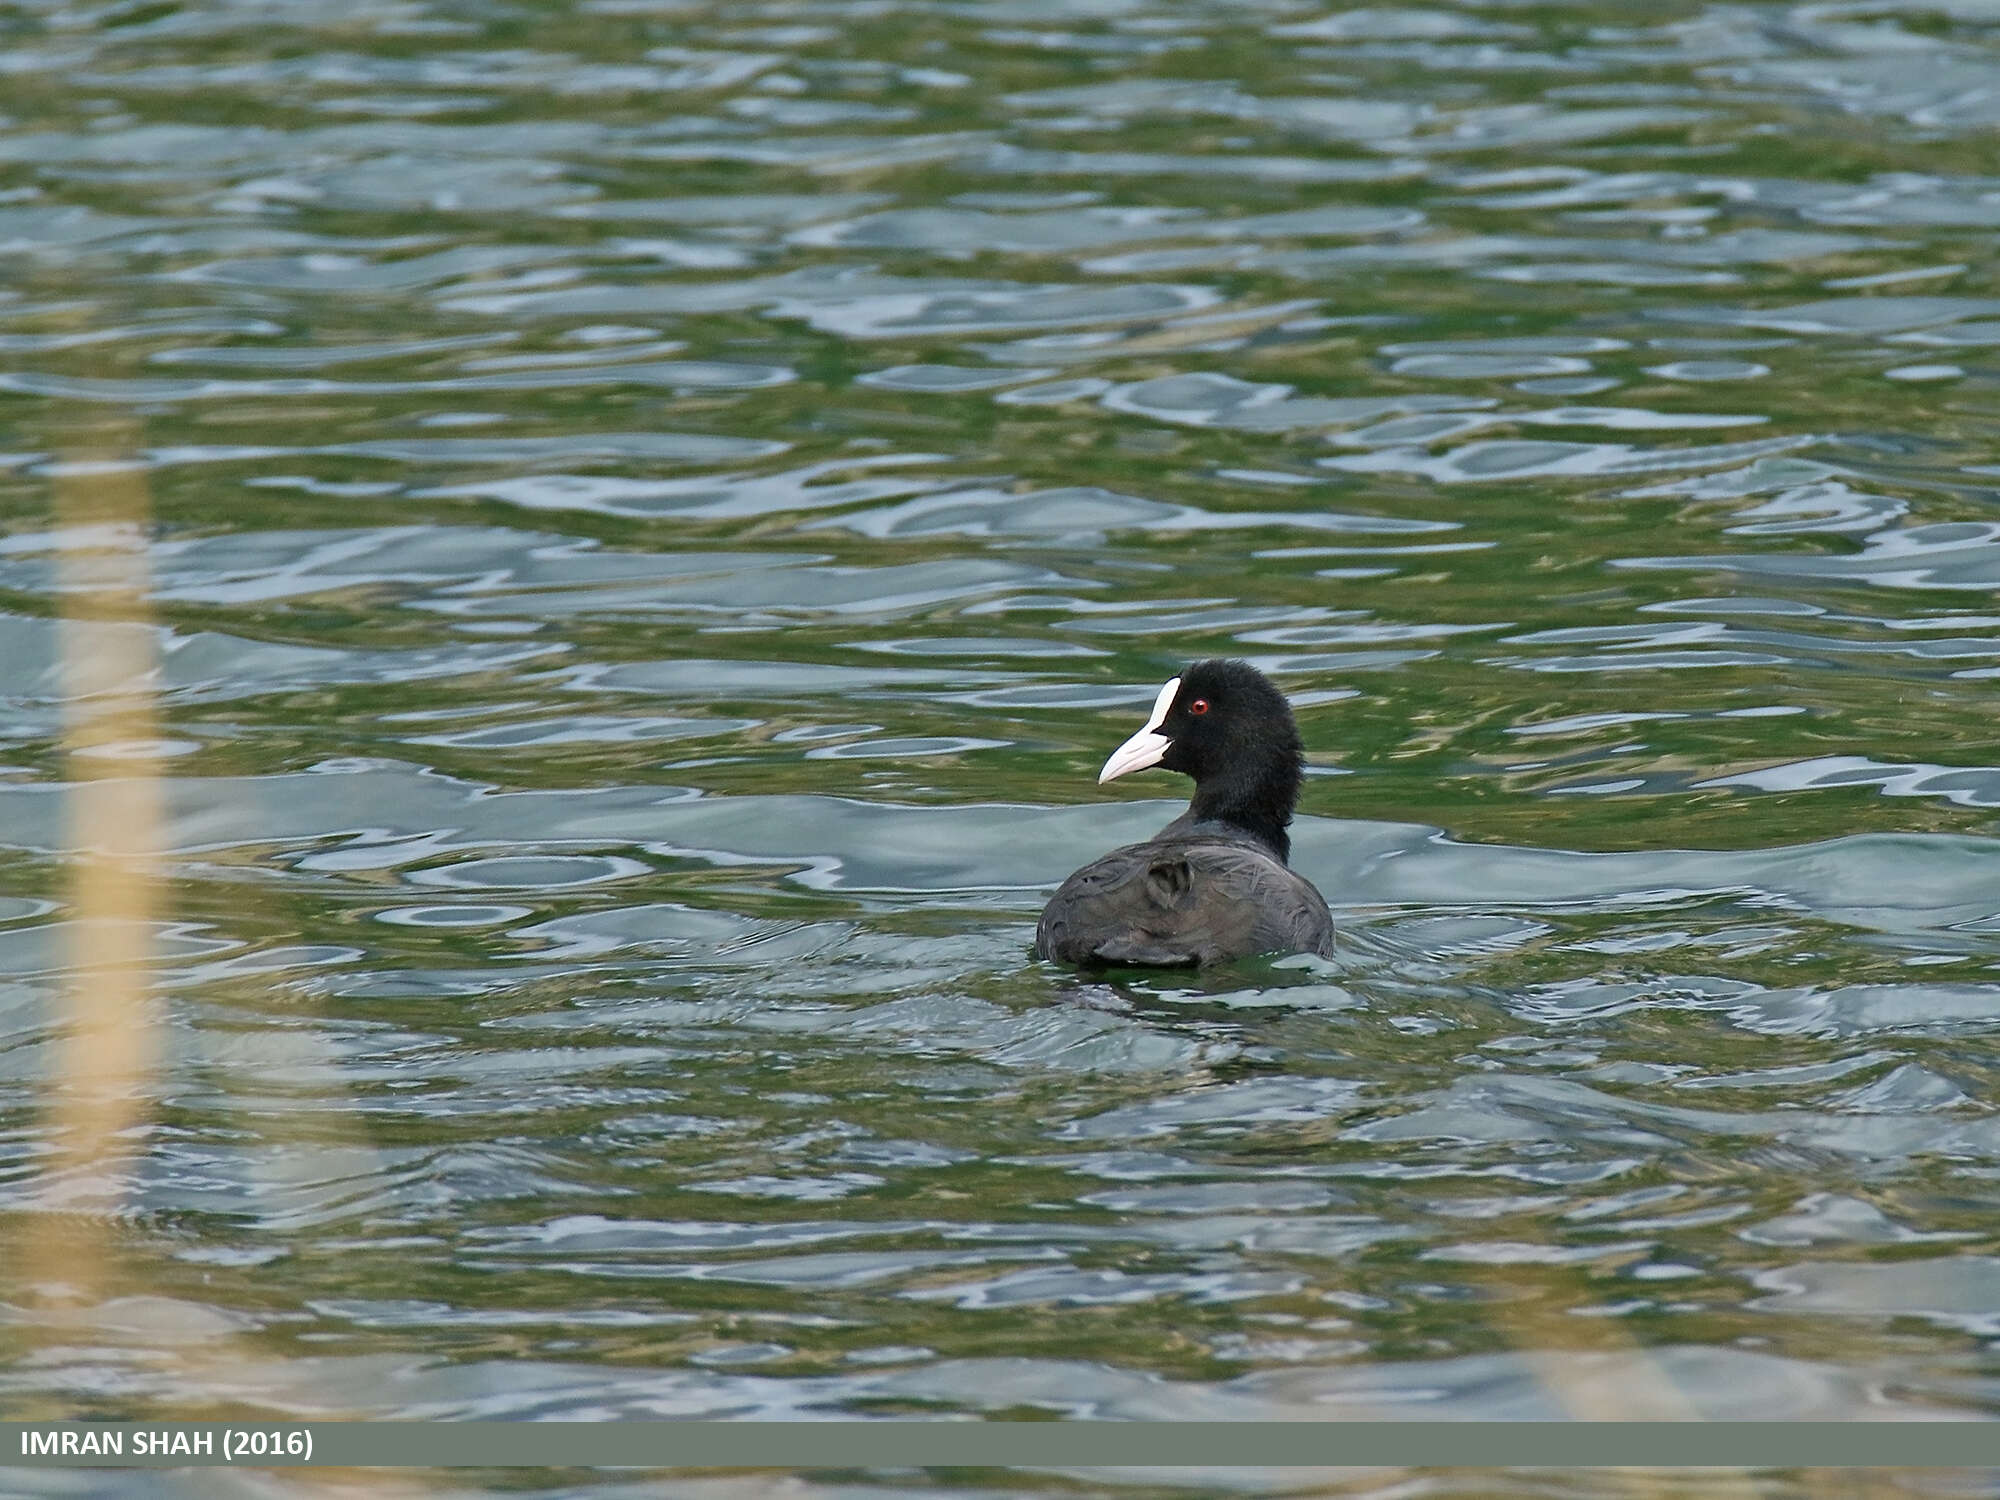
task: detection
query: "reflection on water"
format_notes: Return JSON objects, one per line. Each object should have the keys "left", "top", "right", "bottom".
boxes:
{"left": 4, "top": 0, "right": 2000, "bottom": 1484}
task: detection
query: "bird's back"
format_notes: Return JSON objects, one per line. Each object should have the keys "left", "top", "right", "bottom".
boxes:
{"left": 1034, "top": 829, "right": 1333, "bottom": 967}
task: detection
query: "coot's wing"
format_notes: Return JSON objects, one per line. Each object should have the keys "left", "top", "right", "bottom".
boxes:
{"left": 1193, "top": 839, "right": 1335, "bottom": 960}
{"left": 1036, "top": 836, "right": 1333, "bottom": 966}
{"left": 1035, "top": 850, "right": 1180, "bottom": 965}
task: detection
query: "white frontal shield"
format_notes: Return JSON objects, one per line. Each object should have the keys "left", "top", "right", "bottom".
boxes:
{"left": 1099, "top": 676, "right": 1180, "bottom": 783}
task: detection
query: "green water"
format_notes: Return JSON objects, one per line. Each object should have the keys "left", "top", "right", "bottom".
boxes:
{"left": 3, "top": 0, "right": 2000, "bottom": 1491}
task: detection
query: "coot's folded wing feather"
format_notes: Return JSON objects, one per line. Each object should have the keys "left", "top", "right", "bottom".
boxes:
{"left": 1034, "top": 836, "right": 1332, "bottom": 966}
{"left": 1191, "top": 839, "right": 1335, "bottom": 958}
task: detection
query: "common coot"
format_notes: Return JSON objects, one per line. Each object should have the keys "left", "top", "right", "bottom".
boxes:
{"left": 1035, "top": 659, "right": 1334, "bottom": 967}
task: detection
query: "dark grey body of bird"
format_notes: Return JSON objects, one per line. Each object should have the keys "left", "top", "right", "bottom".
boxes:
{"left": 1035, "top": 812, "right": 1335, "bottom": 968}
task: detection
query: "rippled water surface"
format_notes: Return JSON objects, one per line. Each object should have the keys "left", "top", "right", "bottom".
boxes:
{"left": 5, "top": 0, "right": 2000, "bottom": 1480}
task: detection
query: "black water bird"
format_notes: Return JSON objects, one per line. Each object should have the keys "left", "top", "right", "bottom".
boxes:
{"left": 1035, "top": 659, "right": 1334, "bottom": 968}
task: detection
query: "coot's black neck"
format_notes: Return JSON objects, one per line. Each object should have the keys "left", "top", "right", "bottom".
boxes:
{"left": 1185, "top": 750, "right": 1300, "bottom": 863}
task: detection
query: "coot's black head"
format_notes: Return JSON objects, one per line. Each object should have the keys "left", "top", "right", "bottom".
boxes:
{"left": 1098, "top": 658, "right": 1306, "bottom": 861}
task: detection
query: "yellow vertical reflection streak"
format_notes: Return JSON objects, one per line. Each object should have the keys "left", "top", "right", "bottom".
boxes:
{"left": 20, "top": 445, "right": 419, "bottom": 1496}
{"left": 1465, "top": 1271, "right": 1788, "bottom": 1500}
{"left": 28, "top": 447, "right": 163, "bottom": 1312}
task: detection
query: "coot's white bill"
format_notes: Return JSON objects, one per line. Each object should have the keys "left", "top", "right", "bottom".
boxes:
{"left": 1099, "top": 676, "right": 1179, "bottom": 784}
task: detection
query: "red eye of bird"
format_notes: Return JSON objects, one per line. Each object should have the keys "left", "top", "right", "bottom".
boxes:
{"left": 1188, "top": 698, "right": 1210, "bottom": 715}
